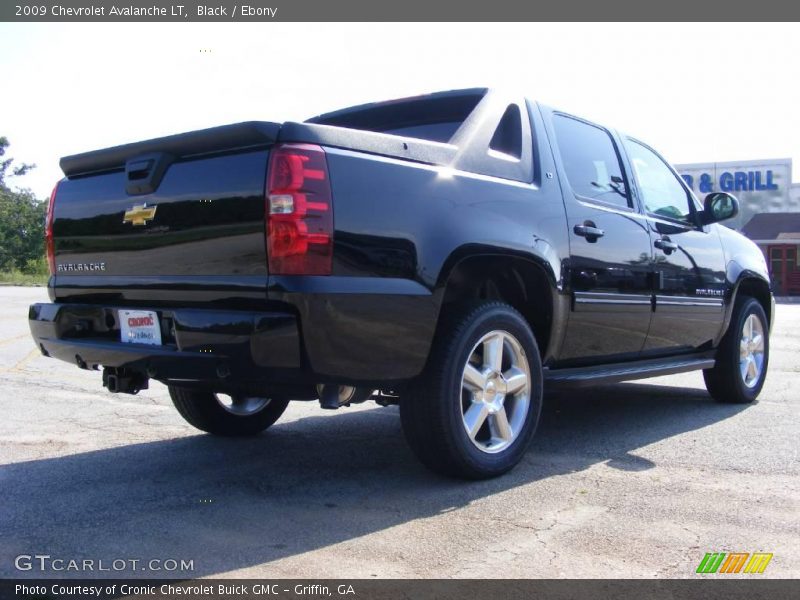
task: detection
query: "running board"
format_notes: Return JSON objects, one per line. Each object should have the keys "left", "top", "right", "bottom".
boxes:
{"left": 544, "top": 355, "right": 716, "bottom": 387}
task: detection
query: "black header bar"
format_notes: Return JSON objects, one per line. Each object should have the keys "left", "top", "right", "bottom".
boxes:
{"left": 3, "top": 0, "right": 800, "bottom": 22}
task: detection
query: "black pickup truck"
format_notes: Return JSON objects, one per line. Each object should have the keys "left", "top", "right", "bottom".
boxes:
{"left": 29, "top": 88, "right": 773, "bottom": 478}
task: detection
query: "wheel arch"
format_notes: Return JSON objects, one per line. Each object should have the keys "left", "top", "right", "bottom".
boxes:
{"left": 716, "top": 272, "right": 774, "bottom": 346}
{"left": 434, "top": 249, "right": 565, "bottom": 363}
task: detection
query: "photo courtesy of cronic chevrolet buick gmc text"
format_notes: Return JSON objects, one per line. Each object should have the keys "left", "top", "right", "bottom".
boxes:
{"left": 28, "top": 89, "right": 774, "bottom": 479}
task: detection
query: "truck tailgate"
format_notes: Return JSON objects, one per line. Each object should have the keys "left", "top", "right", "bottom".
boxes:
{"left": 52, "top": 122, "right": 278, "bottom": 305}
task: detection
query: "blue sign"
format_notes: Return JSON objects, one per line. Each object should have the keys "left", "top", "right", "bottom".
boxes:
{"left": 681, "top": 170, "right": 779, "bottom": 193}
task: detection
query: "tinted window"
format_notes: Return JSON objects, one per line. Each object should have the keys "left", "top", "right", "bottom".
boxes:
{"left": 626, "top": 140, "right": 693, "bottom": 222}
{"left": 553, "top": 115, "right": 630, "bottom": 208}
{"left": 490, "top": 104, "right": 522, "bottom": 158}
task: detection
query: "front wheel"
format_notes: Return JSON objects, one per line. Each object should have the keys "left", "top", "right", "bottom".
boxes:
{"left": 169, "top": 386, "right": 290, "bottom": 436}
{"left": 704, "top": 297, "right": 769, "bottom": 404}
{"left": 400, "top": 302, "right": 543, "bottom": 479}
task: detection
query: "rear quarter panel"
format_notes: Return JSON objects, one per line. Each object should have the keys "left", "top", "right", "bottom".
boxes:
{"left": 269, "top": 135, "right": 570, "bottom": 381}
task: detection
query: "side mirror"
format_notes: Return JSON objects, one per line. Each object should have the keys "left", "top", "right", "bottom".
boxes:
{"left": 700, "top": 192, "right": 739, "bottom": 225}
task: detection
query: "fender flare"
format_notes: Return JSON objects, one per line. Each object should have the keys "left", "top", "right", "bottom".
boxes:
{"left": 716, "top": 257, "right": 773, "bottom": 345}
{"left": 432, "top": 245, "right": 566, "bottom": 362}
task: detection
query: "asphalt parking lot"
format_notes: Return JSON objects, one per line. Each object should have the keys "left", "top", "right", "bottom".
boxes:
{"left": 1, "top": 286, "right": 798, "bottom": 579}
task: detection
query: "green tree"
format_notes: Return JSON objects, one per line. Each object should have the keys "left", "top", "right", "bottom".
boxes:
{"left": 0, "top": 136, "right": 35, "bottom": 186}
{"left": 0, "top": 137, "right": 46, "bottom": 273}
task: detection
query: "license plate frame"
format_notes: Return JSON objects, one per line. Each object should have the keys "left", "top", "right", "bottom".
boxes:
{"left": 119, "top": 310, "right": 162, "bottom": 346}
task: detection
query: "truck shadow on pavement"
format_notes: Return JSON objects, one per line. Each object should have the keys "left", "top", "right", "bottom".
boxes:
{"left": 1, "top": 382, "right": 751, "bottom": 578}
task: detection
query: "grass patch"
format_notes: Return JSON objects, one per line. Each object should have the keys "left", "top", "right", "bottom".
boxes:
{"left": 0, "top": 269, "right": 48, "bottom": 286}
{"left": 0, "top": 256, "right": 48, "bottom": 286}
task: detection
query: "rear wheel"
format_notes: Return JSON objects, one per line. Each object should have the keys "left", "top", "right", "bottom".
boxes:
{"left": 400, "top": 302, "right": 543, "bottom": 479}
{"left": 703, "top": 297, "right": 769, "bottom": 404}
{"left": 169, "top": 386, "right": 290, "bottom": 436}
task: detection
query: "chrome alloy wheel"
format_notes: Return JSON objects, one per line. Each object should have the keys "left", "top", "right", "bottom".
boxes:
{"left": 739, "top": 313, "right": 765, "bottom": 389}
{"left": 460, "top": 330, "right": 531, "bottom": 454}
{"left": 215, "top": 394, "right": 271, "bottom": 416}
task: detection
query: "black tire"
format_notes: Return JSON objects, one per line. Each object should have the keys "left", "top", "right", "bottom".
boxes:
{"left": 168, "top": 386, "right": 290, "bottom": 436}
{"left": 400, "top": 302, "right": 543, "bottom": 479}
{"left": 703, "top": 297, "right": 769, "bottom": 404}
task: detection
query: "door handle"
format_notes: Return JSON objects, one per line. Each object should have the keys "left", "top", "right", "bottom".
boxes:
{"left": 573, "top": 223, "right": 605, "bottom": 242}
{"left": 654, "top": 237, "right": 678, "bottom": 254}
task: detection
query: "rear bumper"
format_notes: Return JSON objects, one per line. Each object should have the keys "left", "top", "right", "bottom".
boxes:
{"left": 28, "top": 303, "right": 302, "bottom": 385}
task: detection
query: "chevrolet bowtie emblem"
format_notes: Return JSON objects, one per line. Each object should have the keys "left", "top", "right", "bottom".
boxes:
{"left": 123, "top": 203, "right": 157, "bottom": 226}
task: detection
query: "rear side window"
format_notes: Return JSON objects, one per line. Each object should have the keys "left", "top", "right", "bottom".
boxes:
{"left": 553, "top": 115, "right": 631, "bottom": 208}
{"left": 489, "top": 104, "right": 523, "bottom": 159}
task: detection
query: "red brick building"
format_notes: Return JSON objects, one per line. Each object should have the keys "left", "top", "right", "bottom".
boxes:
{"left": 741, "top": 212, "right": 800, "bottom": 296}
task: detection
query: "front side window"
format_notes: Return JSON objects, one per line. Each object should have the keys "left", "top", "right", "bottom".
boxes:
{"left": 553, "top": 114, "right": 630, "bottom": 208}
{"left": 626, "top": 140, "right": 694, "bottom": 223}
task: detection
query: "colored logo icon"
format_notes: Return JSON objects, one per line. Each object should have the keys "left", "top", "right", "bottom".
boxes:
{"left": 696, "top": 552, "right": 773, "bottom": 574}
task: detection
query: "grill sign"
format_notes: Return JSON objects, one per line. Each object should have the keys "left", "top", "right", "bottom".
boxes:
{"left": 119, "top": 310, "right": 162, "bottom": 346}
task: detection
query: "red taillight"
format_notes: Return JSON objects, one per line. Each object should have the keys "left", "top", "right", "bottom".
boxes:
{"left": 45, "top": 181, "right": 60, "bottom": 276}
{"left": 266, "top": 144, "right": 333, "bottom": 275}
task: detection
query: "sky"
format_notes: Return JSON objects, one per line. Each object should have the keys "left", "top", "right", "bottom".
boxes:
{"left": 1, "top": 22, "right": 798, "bottom": 199}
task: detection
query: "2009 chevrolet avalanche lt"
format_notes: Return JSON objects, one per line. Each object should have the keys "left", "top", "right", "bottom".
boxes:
{"left": 29, "top": 89, "right": 774, "bottom": 478}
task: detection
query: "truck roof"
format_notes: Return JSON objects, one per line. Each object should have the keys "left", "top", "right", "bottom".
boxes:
{"left": 61, "top": 88, "right": 535, "bottom": 184}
